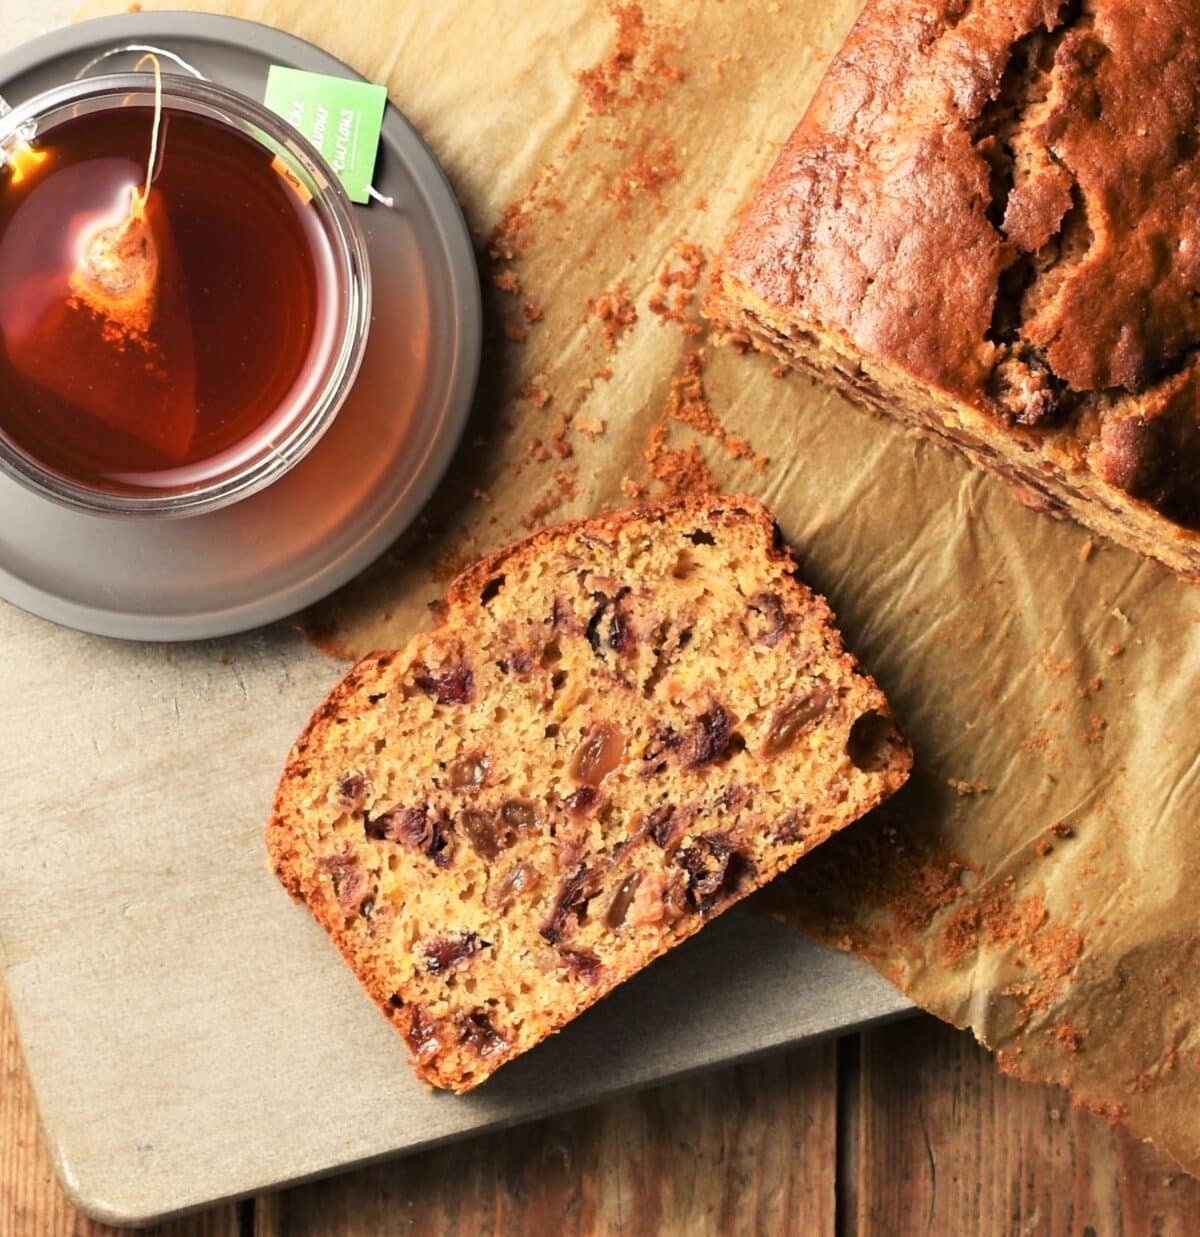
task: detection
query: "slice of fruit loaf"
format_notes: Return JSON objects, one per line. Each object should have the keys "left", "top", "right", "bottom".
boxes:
{"left": 267, "top": 496, "right": 911, "bottom": 1092}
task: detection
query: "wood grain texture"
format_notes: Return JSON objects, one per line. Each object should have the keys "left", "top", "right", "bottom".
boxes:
{"left": 853, "top": 1019, "right": 1200, "bottom": 1237}
{"left": 256, "top": 1042, "right": 839, "bottom": 1237}
{"left": 8, "top": 999, "right": 1200, "bottom": 1235}
{"left": 0, "top": 988, "right": 240, "bottom": 1237}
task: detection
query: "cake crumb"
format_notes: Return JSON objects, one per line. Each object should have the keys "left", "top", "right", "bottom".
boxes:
{"left": 576, "top": 415, "right": 607, "bottom": 441}
{"left": 504, "top": 322, "right": 528, "bottom": 343}
{"left": 589, "top": 284, "right": 638, "bottom": 351}
{"left": 493, "top": 270, "right": 521, "bottom": 295}
{"left": 947, "top": 777, "right": 988, "bottom": 796}
{"left": 1051, "top": 821, "right": 1074, "bottom": 838}
{"left": 1078, "top": 538, "right": 1094, "bottom": 562}
{"left": 519, "top": 380, "right": 552, "bottom": 409}
{"left": 521, "top": 300, "right": 544, "bottom": 324}
{"left": 1035, "top": 839, "right": 1053, "bottom": 856}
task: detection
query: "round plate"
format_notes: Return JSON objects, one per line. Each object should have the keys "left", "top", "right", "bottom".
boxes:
{"left": 0, "top": 13, "right": 481, "bottom": 640}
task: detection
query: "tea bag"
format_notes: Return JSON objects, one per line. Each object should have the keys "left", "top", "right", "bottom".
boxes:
{"left": 69, "top": 53, "right": 163, "bottom": 342}
{"left": 0, "top": 54, "right": 198, "bottom": 463}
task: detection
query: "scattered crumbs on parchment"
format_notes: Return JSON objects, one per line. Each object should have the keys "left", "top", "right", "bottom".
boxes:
{"left": 1051, "top": 821, "right": 1075, "bottom": 838}
{"left": 947, "top": 777, "right": 989, "bottom": 796}
{"left": 889, "top": 860, "right": 972, "bottom": 936}
{"left": 522, "top": 467, "right": 578, "bottom": 530}
{"left": 1035, "top": 840, "right": 1053, "bottom": 856}
{"left": 576, "top": 415, "right": 607, "bottom": 441}
{"left": 504, "top": 323, "right": 528, "bottom": 343}
{"left": 518, "top": 379, "right": 552, "bottom": 409}
{"left": 1079, "top": 538, "right": 1094, "bottom": 563}
{"left": 493, "top": 270, "right": 521, "bottom": 295}
{"left": 1039, "top": 651, "right": 1074, "bottom": 678}
{"left": 1107, "top": 641, "right": 1125, "bottom": 657}
{"left": 771, "top": 362, "right": 789, "bottom": 378}
{"left": 529, "top": 438, "right": 551, "bottom": 464}
{"left": 664, "top": 350, "right": 764, "bottom": 465}
{"left": 1081, "top": 714, "right": 1106, "bottom": 745}
{"left": 521, "top": 300, "right": 544, "bottom": 324}
{"left": 1111, "top": 606, "right": 1132, "bottom": 626}
{"left": 938, "top": 881, "right": 1084, "bottom": 1024}
{"left": 641, "top": 423, "right": 717, "bottom": 497}
{"left": 589, "top": 284, "right": 638, "bottom": 351}
{"left": 648, "top": 240, "right": 707, "bottom": 335}
{"left": 604, "top": 137, "right": 681, "bottom": 216}
{"left": 1054, "top": 1022, "right": 1083, "bottom": 1053}
{"left": 1077, "top": 674, "right": 1103, "bottom": 698}
{"left": 594, "top": 365, "right": 614, "bottom": 382}
{"left": 576, "top": 0, "right": 684, "bottom": 117}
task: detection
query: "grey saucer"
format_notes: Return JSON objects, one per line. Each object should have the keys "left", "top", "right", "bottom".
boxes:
{"left": 0, "top": 13, "right": 481, "bottom": 640}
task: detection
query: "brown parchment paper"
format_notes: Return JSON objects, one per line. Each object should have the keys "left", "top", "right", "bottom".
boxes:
{"left": 81, "top": 0, "right": 1200, "bottom": 1176}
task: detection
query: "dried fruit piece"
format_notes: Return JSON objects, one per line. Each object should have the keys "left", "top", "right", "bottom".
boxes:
{"left": 541, "top": 864, "right": 601, "bottom": 943}
{"left": 457, "top": 1010, "right": 509, "bottom": 1058}
{"left": 415, "top": 664, "right": 475, "bottom": 705}
{"left": 561, "top": 948, "right": 603, "bottom": 983}
{"left": 571, "top": 722, "right": 626, "bottom": 785}
{"left": 684, "top": 702, "right": 733, "bottom": 769}
{"left": 500, "top": 798, "right": 542, "bottom": 831}
{"left": 422, "top": 932, "right": 482, "bottom": 974}
{"left": 335, "top": 772, "right": 370, "bottom": 810}
{"left": 565, "top": 786, "right": 599, "bottom": 817}
{"left": 459, "top": 809, "right": 502, "bottom": 860}
{"left": 449, "top": 752, "right": 489, "bottom": 792}
{"left": 746, "top": 592, "right": 787, "bottom": 647}
{"left": 762, "top": 684, "right": 834, "bottom": 757}
{"left": 403, "top": 1005, "right": 442, "bottom": 1063}
{"left": 677, "top": 833, "right": 748, "bottom": 914}
{"left": 319, "top": 853, "right": 367, "bottom": 910}
{"left": 605, "top": 873, "right": 642, "bottom": 928}
{"left": 485, "top": 861, "right": 541, "bottom": 911}
{"left": 365, "top": 806, "right": 452, "bottom": 868}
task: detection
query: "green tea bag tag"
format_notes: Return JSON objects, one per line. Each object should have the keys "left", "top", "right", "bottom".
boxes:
{"left": 263, "top": 66, "right": 387, "bottom": 205}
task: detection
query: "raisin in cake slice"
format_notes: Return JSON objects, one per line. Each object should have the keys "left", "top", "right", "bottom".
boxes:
{"left": 706, "top": 0, "right": 1200, "bottom": 579}
{"left": 268, "top": 496, "right": 911, "bottom": 1092}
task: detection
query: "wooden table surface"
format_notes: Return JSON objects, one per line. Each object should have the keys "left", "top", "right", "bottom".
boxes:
{"left": 4, "top": 989, "right": 1198, "bottom": 1235}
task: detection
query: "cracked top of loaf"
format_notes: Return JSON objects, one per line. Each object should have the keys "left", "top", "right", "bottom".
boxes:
{"left": 714, "top": 0, "right": 1200, "bottom": 534}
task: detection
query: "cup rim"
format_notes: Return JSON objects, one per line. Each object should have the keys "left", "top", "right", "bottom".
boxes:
{"left": 0, "top": 70, "right": 372, "bottom": 518}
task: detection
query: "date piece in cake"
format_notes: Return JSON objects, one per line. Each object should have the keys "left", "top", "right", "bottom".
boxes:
{"left": 707, "top": 0, "right": 1200, "bottom": 579}
{"left": 267, "top": 497, "right": 911, "bottom": 1092}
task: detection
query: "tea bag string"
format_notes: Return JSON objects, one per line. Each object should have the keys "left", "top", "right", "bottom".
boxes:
{"left": 129, "top": 52, "right": 164, "bottom": 222}
{"left": 72, "top": 44, "right": 206, "bottom": 84}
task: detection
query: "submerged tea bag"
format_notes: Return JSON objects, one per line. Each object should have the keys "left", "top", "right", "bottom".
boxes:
{"left": 0, "top": 53, "right": 197, "bottom": 464}
{"left": 68, "top": 55, "right": 165, "bottom": 341}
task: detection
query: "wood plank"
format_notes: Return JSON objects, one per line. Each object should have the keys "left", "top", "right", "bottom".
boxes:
{"left": 257, "top": 1040, "right": 840, "bottom": 1237}
{"left": 0, "top": 985, "right": 240, "bottom": 1237}
{"left": 854, "top": 1016, "right": 1200, "bottom": 1237}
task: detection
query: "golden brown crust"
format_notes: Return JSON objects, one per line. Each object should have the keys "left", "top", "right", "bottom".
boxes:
{"left": 707, "top": 0, "right": 1200, "bottom": 577}
{"left": 267, "top": 496, "right": 911, "bottom": 1091}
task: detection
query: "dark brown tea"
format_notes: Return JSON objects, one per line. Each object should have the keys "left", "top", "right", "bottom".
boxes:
{"left": 0, "top": 103, "right": 337, "bottom": 494}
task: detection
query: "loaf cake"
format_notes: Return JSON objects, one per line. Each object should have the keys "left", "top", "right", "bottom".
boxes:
{"left": 268, "top": 497, "right": 911, "bottom": 1091}
{"left": 706, "top": 0, "right": 1200, "bottom": 579}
